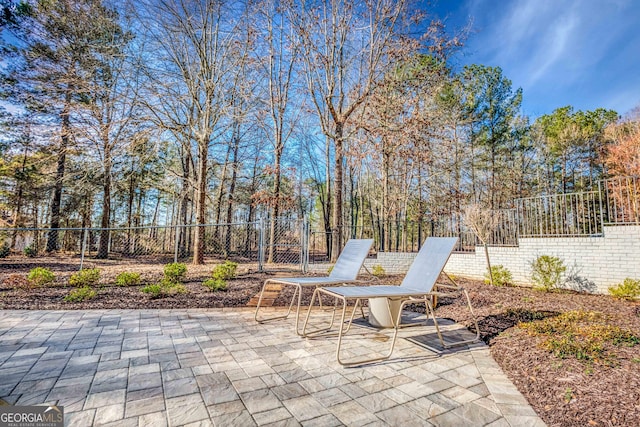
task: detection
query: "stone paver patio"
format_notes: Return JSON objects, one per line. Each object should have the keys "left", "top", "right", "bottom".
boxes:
{"left": 0, "top": 308, "right": 545, "bottom": 426}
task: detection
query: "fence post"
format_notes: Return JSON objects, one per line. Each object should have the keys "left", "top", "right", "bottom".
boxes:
{"left": 79, "top": 227, "right": 88, "bottom": 271}
{"left": 174, "top": 225, "right": 179, "bottom": 263}
{"left": 597, "top": 180, "right": 605, "bottom": 233}
{"left": 258, "top": 218, "right": 265, "bottom": 272}
{"left": 302, "top": 218, "right": 309, "bottom": 273}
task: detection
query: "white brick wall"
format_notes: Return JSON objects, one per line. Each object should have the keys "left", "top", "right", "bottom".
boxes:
{"left": 308, "top": 225, "right": 640, "bottom": 294}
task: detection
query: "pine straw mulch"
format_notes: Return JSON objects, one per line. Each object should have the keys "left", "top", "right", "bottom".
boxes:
{"left": 1, "top": 270, "right": 639, "bottom": 427}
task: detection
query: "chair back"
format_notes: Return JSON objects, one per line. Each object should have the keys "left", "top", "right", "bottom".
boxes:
{"left": 329, "top": 239, "right": 374, "bottom": 280}
{"left": 400, "top": 237, "right": 458, "bottom": 292}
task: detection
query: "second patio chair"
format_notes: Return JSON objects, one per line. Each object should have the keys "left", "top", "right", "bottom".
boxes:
{"left": 301, "top": 237, "right": 480, "bottom": 366}
{"left": 254, "top": 238, "right": 373, "bottom": 335}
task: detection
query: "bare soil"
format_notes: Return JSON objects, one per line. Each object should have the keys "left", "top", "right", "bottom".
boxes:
{"left": 1, "top": 266, "right": 639, "bottom": 427}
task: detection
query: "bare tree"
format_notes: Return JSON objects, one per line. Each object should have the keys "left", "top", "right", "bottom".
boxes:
{"left": 5, "top": 0, "right": 128, "bottom": 252}
{"left": 138, "top": 0, "right": 250, "bottom": 264}
{"left": 463, "top": 203, "right": 499, "bottom": 285}
{"left": 258, "top": 0, "right": 301, "bottom": 263}
{"left": 287, "top": 0, "right": 421, "bottom": 261}
{"left": 77, "top": 12, "right": 138, "bottom": 258}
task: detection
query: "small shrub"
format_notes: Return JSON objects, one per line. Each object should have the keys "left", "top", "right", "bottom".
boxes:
{"left": 69, "top": 268, "right": 100, "bottom": 287}
{"left": 530, "top": 255, "right": 566, "bottom": 291}
{"left": 327, "top": 265, "right": 334, "bottom": 274}
{"left": 172, "top": 284, "right": 187, "bottom": 294}
{"left": 142, "top": 278, "right": 187, "bottom": 298}
{"left": 564, "top": 387, "right": 573, "bottom": 403}
{"left": 203, "top": 278, "right": 227, "bottom": 291}
{"left": 164, "top": 262, "right": 187, "bottom": 283}
{"left": 116, "top": 272, "right": 141, "bottom": 287}
{"left": 203, "top": 261, "right": 237, "bottom": 292}
{"left": 64, "top": 286, "right": 97, "bottom": 302}
{"left": 520, "top": 310, "right": 639, "bottom": 362}
{"left": 371, "top": 265, "right": 386, "bottom": 277}
{"left": 608, "top": 278, "right": 640, "bottom": 300}
{"left": 0, "top": 243, "right": 10, "bottom": 258}
{"left": 4, "top": 274, "right": 30, "bottom": 289}
{"left": 212, "top": 261, "right": 238, "bottom": 281}
{"left": 141, "top": 283, "right": 162, "bottom": 298}
{"left": 484, "top": 265, "right": 513, "bottom": 286}
{"left": 23, "top": 245, "right": 37, "bottom": 257}
{"left": 27, "top": 267, "right": 56, "bottom": 287}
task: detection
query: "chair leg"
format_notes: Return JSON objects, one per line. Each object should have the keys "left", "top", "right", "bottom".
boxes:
{"left": 425, "top": 290, "right": 480, "bottom": 348}
{"left": 293, "top": 284, "right": 304, "bottom": 335}
{"left": 254, "top": 281, "right": 300, "bottom": 325}
{"left": 301, "top": 287, "right": 336, "bottom": 337}
{"left": 335, "top": 297, "right": 402, "bottom": 367}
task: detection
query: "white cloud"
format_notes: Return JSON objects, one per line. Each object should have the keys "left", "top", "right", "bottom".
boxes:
{"left": 456, "top": 0, "right": 640, "bottom": 115}
{"left": 525, "top": 10, "right": 578, "bottom": 86}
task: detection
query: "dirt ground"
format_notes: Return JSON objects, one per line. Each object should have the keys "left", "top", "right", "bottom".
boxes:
{"left": 1, "top": 263, "right": 639, "bottom": 427}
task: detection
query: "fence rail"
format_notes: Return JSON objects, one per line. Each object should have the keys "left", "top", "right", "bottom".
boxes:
{"left": 601, "top": 176, "right": 640, "bottom": 225}
{"left": 516, "top": 191, "right": 602, "bottom": 237}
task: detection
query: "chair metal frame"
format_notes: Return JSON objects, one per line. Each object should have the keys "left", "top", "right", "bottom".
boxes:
{"left": 254, "top": 239, "right": 373, "bottom": 335}
{"left": 301, "top": 237, "right": 481, "bottom": 366}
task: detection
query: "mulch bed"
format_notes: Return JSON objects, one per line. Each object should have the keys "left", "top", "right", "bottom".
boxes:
{"left": 1, "top": 271, "right": 639, "bottom": 427}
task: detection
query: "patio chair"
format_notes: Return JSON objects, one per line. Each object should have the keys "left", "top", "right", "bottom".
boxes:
{"left": 254, "top": 238, "right": 374, "bottom": 335}
{"left": 301, "top": 237, "right": 480, "bottom": 366}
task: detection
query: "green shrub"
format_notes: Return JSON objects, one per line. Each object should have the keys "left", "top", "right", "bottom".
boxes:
{"left": 141, "top": 283, "right": 162, "bottom": 297}
{"left": 327, "top": 265, "right": 334, "bottom": 274}
{"left": 27, "top": 267, "right": 56, "bottom": 287}
{"left": 484, "top": 265, "right": 513, "bottom": 287}
{"left": 203, "top": 278, "right": 227, "bottom": 291}
{"left": 116, "top": 272, "right": 141, "bottom": 287}
{"left": 530, "top": 255, "right": 566, "bottom": 291}
{"left": 212, "top": 261, "right": 238, "bottom": 281}
{"left": 69, "top": 268, "right": 101, "bottom": 287}
{"left": 203, "top": 261, "right": 237, "bottom": 292}
{"left": 142, "top": 278, "right": 187, "bottom": 298}
{"left": 23, "top": 245, "right": 37, "bottom": 257}
{"left": 64, "top": 286, "right": 97, "bottom": 302}
{"left": 608, "top": 278, "right": 640, "bottom": 300}
{"left": 164, "top": 262, "right": 187, "bottom": 283}
{"left": 372, "top": 265, "right": 386, "bottom": 277}
{"left": 0, "top": 243, "right": 10, "bottom": 258}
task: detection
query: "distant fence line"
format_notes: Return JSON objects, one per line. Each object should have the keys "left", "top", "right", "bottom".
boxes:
{"left": 0, "top": 219, "right": 307, "bottom": 272}
{"left": 1, "top": 176, "right": 639, "bottom": 270}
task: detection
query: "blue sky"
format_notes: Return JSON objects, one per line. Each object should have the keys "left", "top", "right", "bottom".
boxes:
{"left": 431, "top": 0, "right": 640, "bottom": 118}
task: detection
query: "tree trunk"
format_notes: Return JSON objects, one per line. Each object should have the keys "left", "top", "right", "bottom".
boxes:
{"left": 267, "top": 145, "right": 283, "bottom": 263}
{"left": 126, "top": 160, "right": 135, "bottom": 255}
{"left": 10, "top": 148, "right": 28, "bottom": 249}
{"left": 213, "top": 143, "right": 232, "bottom": 253}
{"left": 319, "top": 136, "right": 331, "bottom": 259}
{"left": 97, "top": 139, "right": 112, "bottom": 259}
{"left": 382, "top": 139, "right": 391, "bottom": 252}
{"left": 178, "top": 148, "right": 191, "bottom": 258}
{"left": 484, "top": 243, "right": 494, "bottom": 286}
{"left": 349, "top": 167, "right": 358, "bottom": 239}
{"left": 244, "top": 160, "right": 259, "bottom": 254}
{"left": 331, "top": 124, "right": 344, "bottom": 262}
{"left": 193, "top": 143, "right": 208, "bottom": 265}
{"left": 224, "top": 132, "right": 240, "bottom": 258}
{"left": 47, "top": 89, "right": 71, "bottom": 252}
